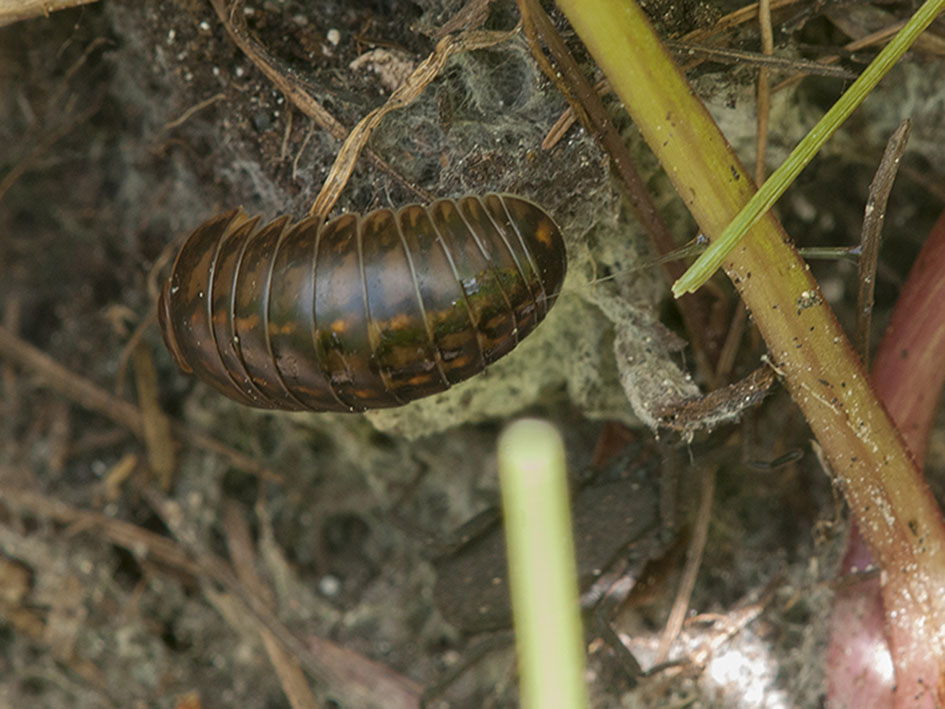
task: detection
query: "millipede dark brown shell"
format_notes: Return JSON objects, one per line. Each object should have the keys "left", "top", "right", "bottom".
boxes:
{"left": 158, "top": 194, "right": 567, "bottom": 412}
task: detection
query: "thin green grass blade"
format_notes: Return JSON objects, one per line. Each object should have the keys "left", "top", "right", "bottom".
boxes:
{"left": 672, "top": 0, "right": 945, "bottom": 296}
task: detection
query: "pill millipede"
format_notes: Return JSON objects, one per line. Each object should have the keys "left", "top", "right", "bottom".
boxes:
{"left": 158, "top": 194, "right": 567, "bottom": 412}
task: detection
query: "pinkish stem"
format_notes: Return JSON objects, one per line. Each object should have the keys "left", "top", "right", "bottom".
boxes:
{"left": 828, "top": 210, "right": 945, "bottom": 707}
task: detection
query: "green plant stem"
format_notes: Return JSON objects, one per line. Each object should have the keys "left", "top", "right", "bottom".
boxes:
{"left": 670, "top": 0, "right": 945, "bottom": 296}
{"left": 498, "top": 419, "right": 587, "bottom": 709}
{"left": 555, "top": 0, "right": 945, "bottom": 701}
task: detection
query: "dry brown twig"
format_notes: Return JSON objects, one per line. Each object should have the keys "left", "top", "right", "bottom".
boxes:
{"left": 0, "top": 0, "right": 97, "bottom": 27}
{"left": 755, "top": 0, "right": 774, "bottom": 186}
{"left": 0, "top": 482, "right": 422, "bottom": 708}
{"left": 541, "top": 0, "right": 857, "bottom": 156}
{"left": 668, "top": 42, "right": 857, "bottom": 79}
{"left": 308, "top": 25, "right": 520, "bottom": 219}
{"left": 132, "top": 343, "right": 176, "bottom": 490}
{"left": 771, "top": 10, "right": 945, "bottom": 93}
{"left": 208, "top": 0, "right": 433, "bottom": 208}
{"left": 1, "top": 299, "right": 21, "bottom": 417}
{"left": 0, "top": 525, "right": 113, "bottom": 701}
{"left": 207, "top": 0, "right": 348, "bottom": 143}
{"left": 683, "top": 577, "right": 781, "bottom": 668}
{"left": 209, "top": 0, "right": 522, "bottom": 218}
{"left": 0, "top": 36, "right": 108, "bottom": 203}
{"left": 430, "top": 0, "right": 494, "bottom": 39}
{"left": 542, "top": 0, "right": 938, "bottom": 156}
{"left": 541, "top": 45, "right": 856, "bottom": 154}
{"left": 0, "top": 98, "right": 103, "bottom": 205}
{"left": 143, "top": 489, "right": 424, "bottom": 709}
{"left": 854, "top": 119, "right": 911, "bottom": 367}
{"left": 519, "top": 0, "right": 720, "bottom": 383}
{"left": 223, "top": 502, "right": 320, "bottom": 709}
{"left": 0, "top": 324, "right": 282, "bottom": 483}
{"left": 713, "top": 301, "right": 749, "bottom": 383}
{"left": 681, "top": 0, "right": 800, "bottom": 44}
{"left": 152, "top": 92, "right": 226, "bottom": 144}
{"left": 656, "top": 465, "right": 717, "bottom": 663}
{"left": 0, "top": 482, "right": 204, "bottom": 577}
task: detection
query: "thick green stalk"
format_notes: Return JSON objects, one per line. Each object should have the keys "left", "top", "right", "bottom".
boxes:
{"left": 555, "top": 0, "right": 945, "bottom": 702}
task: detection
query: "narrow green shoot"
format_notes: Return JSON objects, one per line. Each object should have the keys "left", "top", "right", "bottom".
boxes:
{"left": 671, "top": 0, "right": 945, "bottom": 296}
{"left": 498, "top": 419, "right": 587, "bottom": 709}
